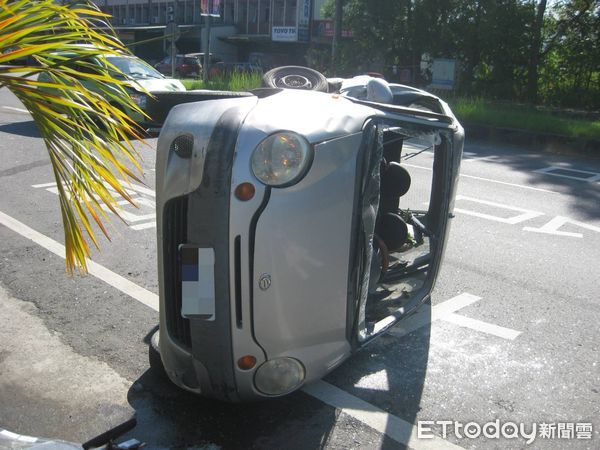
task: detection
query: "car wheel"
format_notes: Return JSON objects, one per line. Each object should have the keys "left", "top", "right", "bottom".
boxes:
{"left": 148, "top": 328, "right": 167, "bottom": 379}
{"left": 262, "top": 66, "right": 329, "bottom": 92}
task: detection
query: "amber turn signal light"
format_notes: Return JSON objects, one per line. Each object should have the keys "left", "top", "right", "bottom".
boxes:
{"left": 237, "top": 355, "right": 257, "bottom": 370}
{"left": 235, "top": 182, "right": 255, "bottom": 201}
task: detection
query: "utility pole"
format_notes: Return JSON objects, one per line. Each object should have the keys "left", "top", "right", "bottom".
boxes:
{"left": 167, "top": 2, "right": 178, "bottom": 78}
{"left": 331, "top": 0, "right": 342, "bottom": 73}
{"left": 203, "top": 0, "right": 213, "bottom": 83}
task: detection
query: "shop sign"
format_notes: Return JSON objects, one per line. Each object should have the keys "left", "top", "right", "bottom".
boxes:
{"left": 297, "top": 0, "right": 311, "bottom": 42}
{"left": 200, "top": 0, "right": 221, "bottom": 17}
{"left": 430, "top": 58, "right": 456, "bottom": 89}
{"left": 272, "top": 26, "right": 297, "bottom": 42}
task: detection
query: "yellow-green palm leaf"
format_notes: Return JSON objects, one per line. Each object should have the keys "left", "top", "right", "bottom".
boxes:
{"left": 0, "top": 0, "right": 148, "bottom": 274}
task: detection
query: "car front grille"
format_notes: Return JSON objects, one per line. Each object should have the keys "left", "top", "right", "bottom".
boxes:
{"left": 163, "top": 195, "right": 191, "bottom": 348}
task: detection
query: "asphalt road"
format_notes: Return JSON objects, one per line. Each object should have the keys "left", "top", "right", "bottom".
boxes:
{"left": 0, "top": 86, "right": 598, "bottom": 449}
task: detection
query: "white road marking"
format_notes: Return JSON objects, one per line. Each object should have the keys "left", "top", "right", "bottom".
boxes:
{"left": 443, "top": 313, "right": 521, "bottom": 340}
{"left": 0, "top": 429, "right": 38, "bottom": 443}
{"left": 390, "top": 293, "right": 480, "bottom": 337}
{"left": 131, "top": 221, "right": 156, "bottom": 230}
{"left": 118, "top": 211, "right": 155, "bottom": 223}
{"left": 534, "top": 166, "right": 600, "bottom": 182}
{"left": 460, "top": 173, "right": 561, "bottom": 193}
{"left": 0, "top": 208, "right": 465, "bottom": 448}
{"left": 431, "top": 292, "right": 482, "bottom": 317}
{"left": 1, "top": 106, "right": 29, "bottom": 114}
{"left": 0, "top": 210, "right": 159, "bottom": 311}
{"left": 454, "top": 195, "right": 544, "bottom": 224}
{"left": 32, "top": 181, "right": 156, "bottom": 232}
{"left": 31, "top": 182, "right": 59, "bottom": 188}
{"left": 303, "top": 381, "right": 463, "bottom": 450}
{"left": 464, "top": 157, "right": 496, "bottom": 163}
{"left": 118, "top": 179, "right": 156, "bottom": 197}
{"left": 404, "top": 163, "right": 561, "bottom": 194}
{"left": 461, "top": 152, "right": 497, "bottom": 163}
{"left": 390, "top": 293, "right": 521, "bottom": 341}
{"left": 524, "top": 215, "right": 600, "bottom": 238}
{"left": 32, "top": 180, "right": 155, "bottom": 198}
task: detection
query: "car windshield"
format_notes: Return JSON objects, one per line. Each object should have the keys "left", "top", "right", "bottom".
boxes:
{"left": 106, "top": 56, "right": 164, "bottom": 79}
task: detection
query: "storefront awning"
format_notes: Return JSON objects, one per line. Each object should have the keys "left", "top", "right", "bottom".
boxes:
{"left": 221, "top": 34, "right": 272, "bottom": 43}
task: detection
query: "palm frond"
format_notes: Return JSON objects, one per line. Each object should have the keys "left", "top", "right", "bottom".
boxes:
{"left": 0, "top": 0, "right": 149, "bottom": 274}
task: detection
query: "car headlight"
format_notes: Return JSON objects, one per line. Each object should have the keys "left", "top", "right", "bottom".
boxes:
{"left": 250, "top": 132, "right": 313, "bottom": 187}
{"left": 130, "top": 92, "right": 147, "bottom": 109}
{"left": 254, "top": 357, "right": 305, "bottom": 396}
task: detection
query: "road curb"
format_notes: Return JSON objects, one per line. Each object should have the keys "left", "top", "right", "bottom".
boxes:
{"left": 463, "top": 122, "right": 600, "bottom": 156}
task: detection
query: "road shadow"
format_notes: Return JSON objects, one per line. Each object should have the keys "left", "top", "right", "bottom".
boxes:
{"left": 123, "top": 314, "right": 431, "bottom": 449}
{"left": 0, "top": 120, "right": 150, "bottom": 141}
{"left": 123, "top": 326, "right": 338, "bottom": 448}
{"left": 0, "top": 120, "right": 40, "bottom": 138}
{"left": 322, "top": 303, "right": 432, "bottom": 449}
{"left": 464, "top": 139, "right": 600, "bottom": 221}
{"left": 125, "top": 370, "right": 339, "bottom": 449}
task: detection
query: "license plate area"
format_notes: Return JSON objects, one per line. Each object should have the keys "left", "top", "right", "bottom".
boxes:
{"left": 179, "top": 245, "right": 216, "bottom": 320}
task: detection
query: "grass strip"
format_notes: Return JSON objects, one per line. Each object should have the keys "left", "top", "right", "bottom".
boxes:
{"left": 450, "top": 97, "right": 600, "bottom": 140}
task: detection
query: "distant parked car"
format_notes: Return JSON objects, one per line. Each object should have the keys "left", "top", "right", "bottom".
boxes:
{"left": 37, "top": 49, "right": 186, "bottom": 130}
{"left": 154, "top": 55, "right": 202, "bottom": 78}
{"left": 184, "top": 52, "right": 222, "bottom": 65}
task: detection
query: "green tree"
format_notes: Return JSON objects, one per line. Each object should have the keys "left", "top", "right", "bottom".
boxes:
{"left": 322, "top": 0, "right": 414, "bottom": 76}
{"left": 0, "top": 0, "right": 145, "bottom": 273}
{"left": 537, "top": 0, "right": 599, "bottom": 107}
{"left": 324, "top": 0, "right": 532, "bottom": 92}
{"left": 322, "top": 0, "right": 599, "bottom": 107}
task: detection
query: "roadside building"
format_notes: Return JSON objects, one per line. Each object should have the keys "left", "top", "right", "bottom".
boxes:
{"left": 94, "top": 0, "right": 329, "bottom": 68}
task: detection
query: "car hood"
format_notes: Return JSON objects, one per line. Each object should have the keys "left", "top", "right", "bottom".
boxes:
{"left": 129, "top": 78, "right": 185, "bottom": 92}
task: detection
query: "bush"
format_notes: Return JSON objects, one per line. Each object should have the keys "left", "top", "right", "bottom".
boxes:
{"left": 182, "top": 71, "right": 262, "bottom": 92}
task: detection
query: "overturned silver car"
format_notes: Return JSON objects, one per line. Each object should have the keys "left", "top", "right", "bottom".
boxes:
{"left": 153, "top": 67, "right": 464, "bottom": 401}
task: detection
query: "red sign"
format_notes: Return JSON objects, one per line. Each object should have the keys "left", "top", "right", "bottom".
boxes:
{"left": 314, "top": 20, "right": 353, "bottom": 38}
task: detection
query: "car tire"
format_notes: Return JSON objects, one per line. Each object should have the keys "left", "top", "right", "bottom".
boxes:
{"left": 148, "top": 328, "right": 167, "bottom": 379}
{"left": 262, "top": 66, "right": 329, "bottom": 92}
